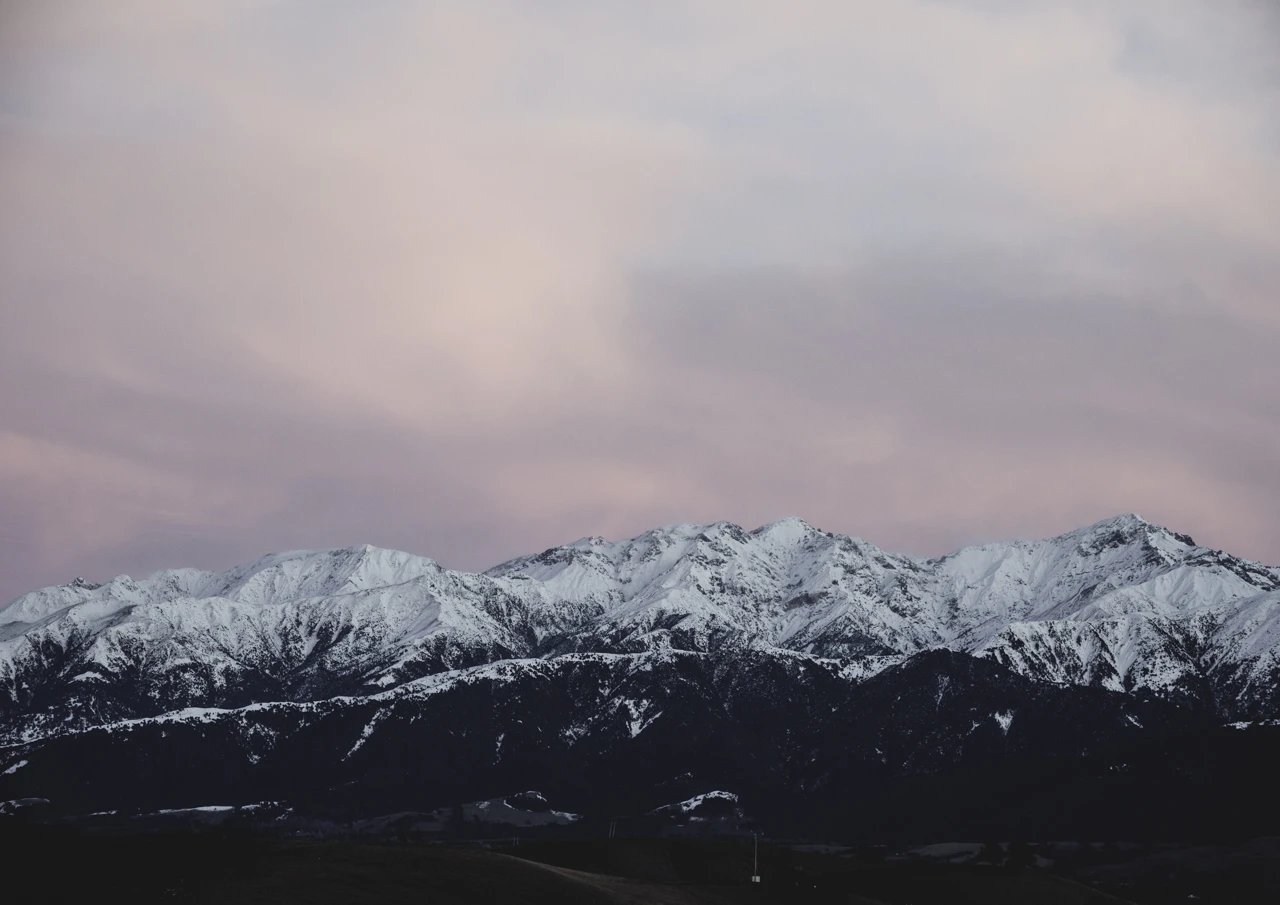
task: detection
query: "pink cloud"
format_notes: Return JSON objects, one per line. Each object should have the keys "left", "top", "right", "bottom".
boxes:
{"left": 0, "top": 1, "right": 1276, "bottom": 602}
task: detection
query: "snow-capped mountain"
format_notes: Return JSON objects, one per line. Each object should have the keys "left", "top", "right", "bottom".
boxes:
{"left": 2, "top": 513, "right": 1275, "bottom": 746}
{"left": 3, "top": 513, "right": 1280, "bottom": 835}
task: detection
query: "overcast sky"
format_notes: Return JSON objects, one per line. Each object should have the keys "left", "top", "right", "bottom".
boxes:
{"left": 2, "top": 1, "right": 1278, "bottom": 603}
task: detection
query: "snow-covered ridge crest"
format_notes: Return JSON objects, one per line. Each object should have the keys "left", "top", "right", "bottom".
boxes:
{"left": 2, "top": 514, "right": 1278, "bottom": 743}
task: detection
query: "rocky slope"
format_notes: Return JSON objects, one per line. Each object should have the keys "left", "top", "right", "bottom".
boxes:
{"left": 0, "top": 647, "right": 1204, "bottom": 818}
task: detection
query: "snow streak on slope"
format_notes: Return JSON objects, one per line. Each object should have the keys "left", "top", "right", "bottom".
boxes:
{"left": 1, "top": 514, "right": 1278, "bottom": 744}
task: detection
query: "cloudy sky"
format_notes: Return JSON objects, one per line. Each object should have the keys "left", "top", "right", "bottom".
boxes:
{"left": 2, "top": 1, "right": 1278, "bottom": 602}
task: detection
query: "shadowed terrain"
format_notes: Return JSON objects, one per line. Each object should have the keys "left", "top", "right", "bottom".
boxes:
{"left": 5, "top": 826, "right": 1276, "bottom": 904}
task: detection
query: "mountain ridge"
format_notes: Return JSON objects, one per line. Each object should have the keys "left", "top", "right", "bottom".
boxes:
{"left": 4, "top": 513, "right": 1280, "bottom": 833}
{"left": 2, "top": 513, "right": 1277, "bottom": 748}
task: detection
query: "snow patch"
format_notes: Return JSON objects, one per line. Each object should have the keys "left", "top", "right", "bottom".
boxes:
{"left": 648, "top": 790, "right": 740, "bottom": 815}
{"left": 345, "top": 712, "right": 388, "bottom": 759}
{"left": 993, "top": 711, "right": 1014, "bottom": 734}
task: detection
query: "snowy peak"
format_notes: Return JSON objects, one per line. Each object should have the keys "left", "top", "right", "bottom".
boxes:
{"left": 203, "top": 544, "right": 443, "bottom": 606}
{"left": 0, "top": 544, "right": 446, "bottom": 627}
{"left": 751, "top": 515, "right": 820, "bottom": 542}
{"left": 1059, "top": 513, "right": 1193, "bottom": 561}
{"left": 485, "top": 516, "right": 915, "bottom": 656}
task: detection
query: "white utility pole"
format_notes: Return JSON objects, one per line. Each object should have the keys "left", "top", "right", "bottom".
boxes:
{"left": 751, "top": 832, "right": 760, "bottom": 883}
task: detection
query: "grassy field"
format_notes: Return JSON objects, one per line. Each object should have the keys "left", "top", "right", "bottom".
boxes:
{"left": 4, "top": 827, "right": 1166, "bottom": 904}
{"left": 6, "top": 820, "right": 1276, "bottom": 903}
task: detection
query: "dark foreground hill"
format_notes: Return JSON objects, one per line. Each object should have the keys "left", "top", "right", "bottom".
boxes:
{"left": 6, "top": 648, "right": 1280, "bottom": 842}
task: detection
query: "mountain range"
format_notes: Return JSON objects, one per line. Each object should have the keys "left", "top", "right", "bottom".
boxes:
{"left": 2, "top": 513, "right": 1278, "bottom": 838}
